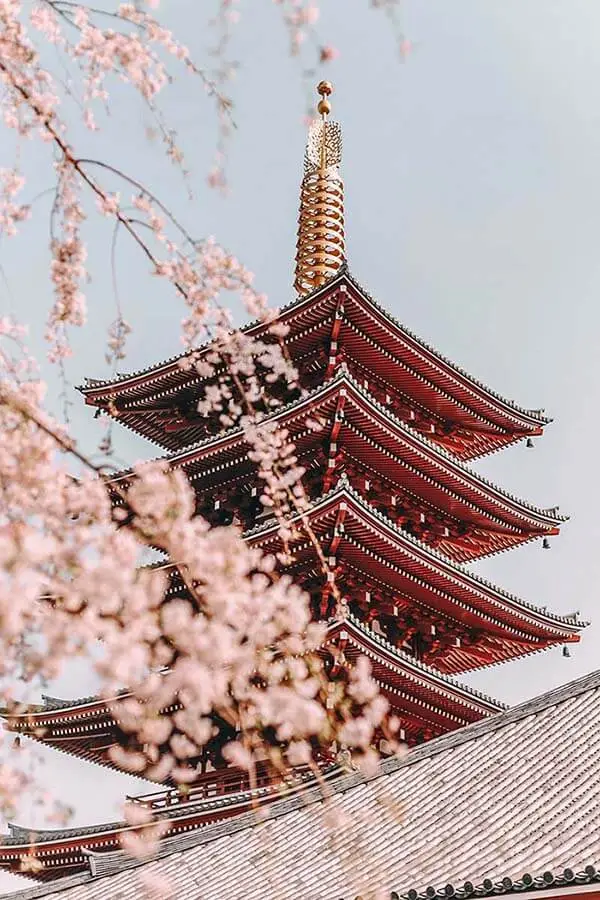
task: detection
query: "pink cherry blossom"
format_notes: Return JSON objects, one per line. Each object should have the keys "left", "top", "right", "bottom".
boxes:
{"left": 0, "top": 2, "right": 400, "bottom": 883}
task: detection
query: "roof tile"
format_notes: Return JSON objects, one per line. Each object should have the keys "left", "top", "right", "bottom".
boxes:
{"left": 4, "top": 669, "right": 600, "bottom": 900}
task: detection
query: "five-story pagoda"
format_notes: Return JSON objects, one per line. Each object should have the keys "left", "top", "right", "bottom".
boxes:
{"left": 0, "top": 83, "right": 585, "bottom": 883}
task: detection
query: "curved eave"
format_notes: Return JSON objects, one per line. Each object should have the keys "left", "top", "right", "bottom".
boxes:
{"left": 2, "top": 689, "right": 130, "bottom": 723}
{"left": 2, "top": 615, "right": 502, "bottom": 732}
{"left": 338, "top": 270, "right": 549, "bottom": 429}
{"left": 404, "top": 866, "right": 600, "bottom": 900}
{"left": 2, "top": 614, "right": 506, "bottom": 766}
{"left": 3, "top": 731, "right": 122, "bottom": 779}
{"left": 2, "top": 691, "right": 136, "bottom": 776}
{"left": 107, "top": 372, "right": 565, "bottom": 554}
{"left": 79, "top": 271, "right": 549, "bottom": 451}
{"left": 329, "top": 617, "right": 505, "bottom": 719}
{"left": 246, "top": 482, "right": 585, "bottom": 643}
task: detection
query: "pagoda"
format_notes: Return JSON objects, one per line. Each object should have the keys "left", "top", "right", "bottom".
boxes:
{"left": 0, "top": 82, "right": 585, "bottom": 883}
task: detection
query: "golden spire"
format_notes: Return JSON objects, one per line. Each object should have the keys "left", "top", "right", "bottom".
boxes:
{"left": 294, "top": 81, "right": 345, "bottom": 296}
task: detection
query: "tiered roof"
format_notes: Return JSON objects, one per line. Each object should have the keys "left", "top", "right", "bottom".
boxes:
{"left": 245, "top": 481, "right": 583, "bottom": 670}
{"left": 3, "top": 668, "right": 599, "bottom": 900}
{"left": 6, "top": 261, "right": 582, "bottom": 800}
{"left": 109, "top": 370, "right": 565, "bottom": 562}
{"left": 79, "top": 271, "right": 549, "bottom": 460}
{"left": 3, "top": 617, "right": 505, "bottom": 784}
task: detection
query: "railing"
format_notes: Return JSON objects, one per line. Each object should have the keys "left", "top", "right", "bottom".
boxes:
{"left": 127, "top": 762, "right": 324, "bottom": 811}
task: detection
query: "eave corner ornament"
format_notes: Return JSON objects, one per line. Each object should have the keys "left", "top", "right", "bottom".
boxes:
{"left": 294, "top": 81, "right": 346, "bottom": 296}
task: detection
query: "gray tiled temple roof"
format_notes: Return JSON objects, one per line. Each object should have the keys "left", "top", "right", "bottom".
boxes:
{"left": 4, "top": 668, "right": 600, "bottom": 900}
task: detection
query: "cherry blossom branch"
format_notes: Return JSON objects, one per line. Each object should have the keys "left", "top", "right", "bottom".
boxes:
{"left": 0, "top": 4, "right": 403, "bottom": 860}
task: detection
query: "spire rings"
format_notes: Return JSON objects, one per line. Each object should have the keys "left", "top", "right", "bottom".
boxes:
{"left": 294, "top": 168, "right": 345, "bottom": 295}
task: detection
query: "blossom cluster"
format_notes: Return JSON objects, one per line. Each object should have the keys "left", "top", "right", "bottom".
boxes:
{"left": 0, "top": 360, "right": 393, "bottom": 782}
{"left": 0, "top": 322, "right": 394, "bottom": 807}
{"left": 0, "top": 168, "right": 29, "bottom": 237}
{"left": 105, "top": 461, "right": 392, "bottom": 782}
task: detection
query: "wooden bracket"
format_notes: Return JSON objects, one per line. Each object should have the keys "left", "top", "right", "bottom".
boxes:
{"left": 325, "top": 291, "right": 346, "bottom": 379}
{"left": 322, "top": 390, "right": 347, "bottom": 492}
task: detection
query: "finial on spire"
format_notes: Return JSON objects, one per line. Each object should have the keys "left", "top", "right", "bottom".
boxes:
{"left": 294, "top": 82, "right": 346, "bottom": 296}
{"left": 317, "top": 80, "right": 333, "bottom": 117}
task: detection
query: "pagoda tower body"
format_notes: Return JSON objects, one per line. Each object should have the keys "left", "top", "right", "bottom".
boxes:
{"left": 0, "top": 85, "right": 585, "bottom": 882}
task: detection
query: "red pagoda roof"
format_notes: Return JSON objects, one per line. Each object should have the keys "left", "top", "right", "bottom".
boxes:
{"left": 328, "top": 617, "right": 504, "bottom": 730}
{"left": 108, "top": 371, "right": 564, "bottom": 562}
{"left": 2, "top": 691, "right": 130, "bottom": 772}
{"left": 243, "top": 481, "right": 584, "bottom": 670}
{"left": 9, "top": 481, "right": 578, "bottom": 775}
{"left": 2, "top": 618, "right": 504, "bottom": 779}
{"left": 79, "top": 271, "right": 549, "bottom": 459}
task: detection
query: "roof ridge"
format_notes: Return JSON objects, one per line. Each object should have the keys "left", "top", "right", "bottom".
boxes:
{"left": 400, "top": 863, "right": 600, "bottom": 900}
{"left": 5, "top": 686, "right": 136, "bottom": 720}
{"left": 343, "top": 270, "right": 550, "bottom": 423}
{"left": 76, "top": 274, "right": 345, "bottom": 393}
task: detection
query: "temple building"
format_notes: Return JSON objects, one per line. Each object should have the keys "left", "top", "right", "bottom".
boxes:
{"left": 0, "top": 84, "right": 590, "bottom": 892}
{"left": 2, "top": 669, "right": 600, "bottom": 900}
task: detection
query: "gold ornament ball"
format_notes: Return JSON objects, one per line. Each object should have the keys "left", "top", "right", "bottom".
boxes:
{"left": 317, "top": 80, "right": 333, "bottom": 97}
{"left": 317, "top": 98, "right": 331, "bottom": 116}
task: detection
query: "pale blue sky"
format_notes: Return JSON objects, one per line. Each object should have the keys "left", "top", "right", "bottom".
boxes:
{"left": 1, "top": 0, "right": 599, "bottom": 889}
